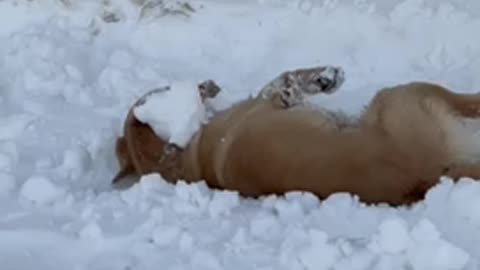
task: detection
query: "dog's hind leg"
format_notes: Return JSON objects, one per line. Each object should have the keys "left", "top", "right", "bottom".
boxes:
{"left": 403, "top": 82, "right": 480, "bottom": 118}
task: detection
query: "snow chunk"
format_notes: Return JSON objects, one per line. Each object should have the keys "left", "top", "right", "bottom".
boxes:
{"left": 249, "top": 213, "right": 280, "bottom": 239}
{"left": 274, "top": 197, "right": 305, "bottom": 222}
{"left": 57, "top": 146, "right": 92, "bottom": 180}
{"left": 406, "top": 219, "right": 469, "bottom": 270}
{"left": 20, "top": 176, "right": 65, "bottom": 205}
{"left": 371, "top": 217, "right": 410, "bottom": 254}
{"left": 447, "top": 178, "right": 480, "bottom": 224}
{"left": 172, "top": 181, "right": 211, "bottom": 214}
{"left": 298, "top": 230, "right": 341, "bottom": 270}
{"left": 208, "top": 190, "right": 240, "bottom": 218}
{"left": 133, "top": 81, "right": 207, "bottom": 147}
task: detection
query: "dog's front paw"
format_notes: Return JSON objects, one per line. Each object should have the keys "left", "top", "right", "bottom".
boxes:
{"left": 198, "top": 79, "right": 222, "bottom": 101}
{"left": 308, "top": 66, "right": 345, "bottom": 94}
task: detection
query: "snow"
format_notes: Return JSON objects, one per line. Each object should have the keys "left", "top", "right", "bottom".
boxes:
{"left": 133, "top": 81, "right": 207, "bottom": 147}
{"left": 1, "top": 0, "right": 480, "bottom": 269}
{"left": 20, "top": 175, "right": 66, "bottom": 205}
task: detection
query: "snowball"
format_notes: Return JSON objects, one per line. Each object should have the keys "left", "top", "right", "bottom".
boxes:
{"left": 298, "top": 230, "right": 340, "bottom": 270}
{"left": 208, "top": 190, "right": 240, "bottom": 218}
{"left": 20, "top": 176, "right": 65, "bottom": 205}
{"left": 371, "top": 217, "right": 410, "bottom": 254}
{"left": 249, "top": 213, "right": 280, "bottom": 239}
{"left": 274, "top": 198, "right": 305, "bottom": 222}
{"left": 285, "top": 191, "right": 320, "bottom": 212}
{"left": 424, "top": 177, "right": 455, "bottom": 207}
{"left": 410, "top": 219, "right": 441, "bottom": 243}
{"left": 446, "top": 178, "right": 480, "bottom": 224}
{"left": 407, "top": 219, "right": 470, "bottom": 270}
{"left": 407, "top": 238, "right": 469, "bottom": 270}
{"left": 133, "top": 81, "right": 207, "bottom": 147}
{"left": 173, "top": 181, "right": 211, "bottom": 214}
{"left": 58, "top": 146, "right": 92, "bottom": 180}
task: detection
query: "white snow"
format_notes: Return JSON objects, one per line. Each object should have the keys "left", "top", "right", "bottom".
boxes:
{"left": 133, "top": 81, "right": 207, "bottom": 147}
{"left": 2, "top": 0, "right": 480, "bottom": 269}
{"left": 20, "top": 175, "right": 65, "bottom": 205}
{"left": 0, "top": 172, "right": 16, "bottom": 196}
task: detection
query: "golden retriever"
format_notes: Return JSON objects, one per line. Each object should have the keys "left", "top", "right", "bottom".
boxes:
{"left": 113, "top": 69, "right": 480, "bottom": 206}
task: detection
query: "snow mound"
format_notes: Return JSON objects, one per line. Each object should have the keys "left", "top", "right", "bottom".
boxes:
{"left": 20, "top": 175, "right": 65, "bottom": 205}
{"left": 133, "top": 81, "right": 207, "bottom": 147}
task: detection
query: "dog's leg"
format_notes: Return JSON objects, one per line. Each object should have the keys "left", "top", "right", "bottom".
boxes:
{"left": 258, "top": 66, "right": 345, "bottom": 109}
{"left": 198, "top": 79, "right": 222, "bottom": 101}
{"left": 403, "top": 82, "right": 480, "bottom": 118}
{"left": 446, "top": 93, "right": 480, "bottom": 118}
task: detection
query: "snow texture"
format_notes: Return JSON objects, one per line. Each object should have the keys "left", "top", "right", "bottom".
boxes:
{"left": 133, "top": 81, "right": 207, "bottom": 147}
{"left": 2, "top": 0, "right": 480, "bottom": 269}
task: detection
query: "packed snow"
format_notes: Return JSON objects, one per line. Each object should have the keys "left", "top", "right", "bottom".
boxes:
{"left": 133, "top": 81, "right": 207, "bottom": 147}
{"left": 2, "top": 0, "right": 480, "bottom": 269}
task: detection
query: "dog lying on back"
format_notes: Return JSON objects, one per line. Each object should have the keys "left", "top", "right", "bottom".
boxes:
{"left": 112, "top": 65, "right": 345, "bottom": 187}
{"left": 114, "top": 66, "right": 480, "bottom": 206}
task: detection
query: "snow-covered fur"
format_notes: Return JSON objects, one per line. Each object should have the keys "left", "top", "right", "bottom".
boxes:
{"left": 257, "top": 66, "right": 345, "bottom": 108}
{"left": 166, "top": 82, "right": 480, "bottom": 206}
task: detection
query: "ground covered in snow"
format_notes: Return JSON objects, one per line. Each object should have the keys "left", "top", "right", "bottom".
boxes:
{"left": 2, "top": 0, "right": 480, "bottom": 269}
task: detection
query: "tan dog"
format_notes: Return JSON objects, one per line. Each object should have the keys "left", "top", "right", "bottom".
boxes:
{"left": 112, "top": 66, "right": 345, "bottom": 187}
{"left": 143, "top": 82, "right": 480, "bottom": 206}
{"left": 114, "top": 66, "right": 480, "bottom": 205}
